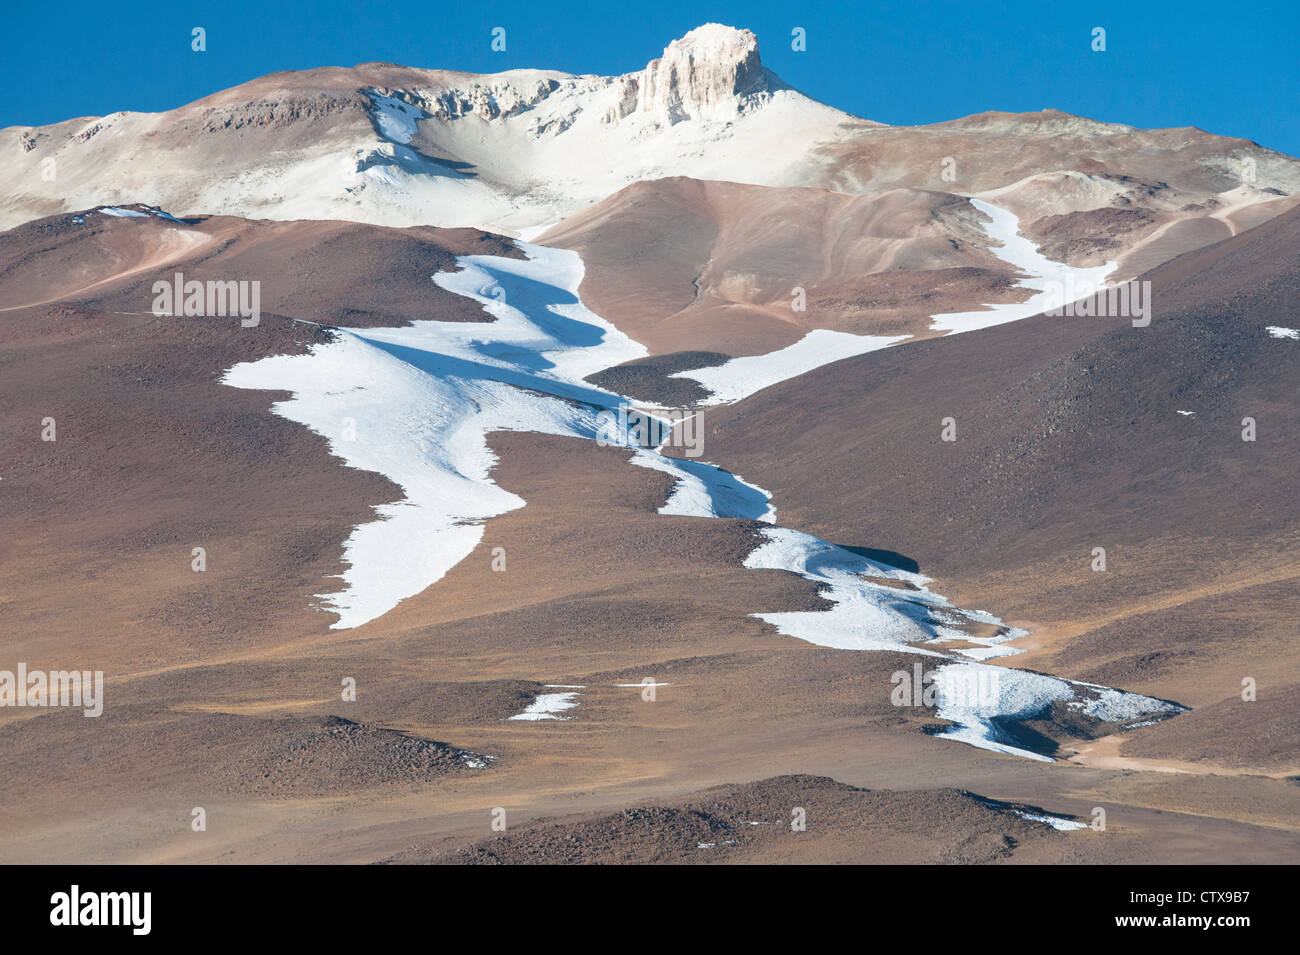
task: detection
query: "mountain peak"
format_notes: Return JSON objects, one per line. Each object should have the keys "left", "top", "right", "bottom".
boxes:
{"left": 610, "top": 23, "right": 770, "bottom": 126}
{"left": 664, "top": 23, "right": 761, "bottom": 65}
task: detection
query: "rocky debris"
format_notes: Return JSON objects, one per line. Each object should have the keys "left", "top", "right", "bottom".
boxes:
{"left": 417, "top": 77, "right": 562, "bottom": 123}
{"left": 233, "top": 715, "right": 494, "bottom": 796}
{"left": 394, "top": 774, "right": 1078, "bottom": 864}
{"left": 199, "top": 93, "right": 365, "bottom": 132}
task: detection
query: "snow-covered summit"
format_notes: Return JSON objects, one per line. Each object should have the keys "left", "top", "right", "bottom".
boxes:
{"left": 610, "top": 23, "right": 773, "bottom": 125}
{"left": 3, "top": 22, "right": 1298, "bottom": 240}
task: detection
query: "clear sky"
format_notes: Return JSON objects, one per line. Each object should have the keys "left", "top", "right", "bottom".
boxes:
{"left": 4, "top": 0, "right": 1298, "bottom": 155}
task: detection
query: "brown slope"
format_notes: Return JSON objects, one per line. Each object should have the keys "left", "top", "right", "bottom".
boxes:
{"left": 0, "top": 205, "right": 518, "bottom": 324}
{"left": 684, "top": 203, "right": 1300, "bottom": 769}
{"left": 399, "top": 775, "right": 1102, "bottom": 865}
{"left": 817, "top": 112, "right": 1300, "bottom": 277}
{"left": 820, "top": 110, "right": 1291, "bottom": 197}
{"left": 8, "top": 423, "right": 1295, "bottom": 864}
{"left": 0, "top": 210, "right": 517, "bottom": 673}
{"left": 399, "top": 773, "right": 1300, "bottom": 865}
{"left": 542, "top": 177, "right": 1018, "bottom": 358}
{"left": 3, "top": 205, "right": 1296, "bottom": 865}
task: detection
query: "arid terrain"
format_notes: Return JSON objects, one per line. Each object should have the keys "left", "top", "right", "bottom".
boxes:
{"left": 1, "top": 23, "right": 1296, "bottom": 865}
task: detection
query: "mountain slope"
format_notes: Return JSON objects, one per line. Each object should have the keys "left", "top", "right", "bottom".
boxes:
{"left": 4, "top": 21, "right": 1298, "bottom": 277}
{"left": 685, "top": 204, "right": 1300, "bottom": 766}
{"left": 541, "top": 178, "right": 1019, "bottom": 358}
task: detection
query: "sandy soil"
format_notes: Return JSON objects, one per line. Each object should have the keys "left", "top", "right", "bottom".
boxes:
{"left": 0, "top": 207, "right": 1296, "bottom": 865}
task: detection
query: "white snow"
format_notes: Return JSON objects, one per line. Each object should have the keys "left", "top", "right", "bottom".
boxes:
{"left": 1013, "top": 810, "right": 1088, "bottom": 831}
{"left": 83, "top": 50, "right": 871, "bottom": 237}
{"left": 930, "top": 662, "right": 1184, "bottom": 761}
{"left": 928, "top": 199, "right": 1116, "bottom": 334}
{"left": 14, "top": 22, "right": 1300, "bottom": 240}
{"left": 670, "top": 199, "right": 1117, "bottom": 405}
{"left": 931, "top": 664, "right": 1075, "bottom": 761}
{"left": 736, "top": 531, "right": 1184, "bottom": 761}
{"left": 742, "top": 527, "right": 990, "bottom": 653}
{"left": 1176, "top": 409, "right": 1196, "bottom": 416}
{"left": 97, "top": 205, "right": 187, "bottom": 223}
{"left": 517, "top": 221, "right": 560, "bottom": 242}
{"left": 951, "top": 634, "right": 1029, "bottom": 661}
{"left": 224, "top": 243, "right": 647, "bottom": 629}
{"left": 225, "top": 241, "right": 780, "bottom": 628}
{"left": 366, "top": 90, "right": 426, "bottom": 145}
{"left": 1266, "top": 326, "right": 1300, "bottom": 340}
{"left": 223, "top": 330, "right": 599, "bottom": 629}
{"left": 225, "top": 239, "right": 1188, "bottom": 762}
{"left": 1069, "top": 682, "right": 1182, "bottom": 724}
{"left": 670, "top": 330, "right": 909, "bottom": 406}
{"left": 509, "top": 690, "right": 580, "bottom": 721}
{"left": 629, "top": 448, "right": 775, "bottom": 521}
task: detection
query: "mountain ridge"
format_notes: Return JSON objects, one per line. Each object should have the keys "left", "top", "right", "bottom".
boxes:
{"left": 4, "top": 22, "right": 1297, "bottom": 255}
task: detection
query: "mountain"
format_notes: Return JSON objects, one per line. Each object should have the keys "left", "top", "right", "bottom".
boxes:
{"left": 4, "top": 22, "right": 1298, "bottom": 277}
{"left": 0, "top": 204, "right": 516, "bottom": 323}
{"left": 685, "top": 203, "right": 1300, "bottom": 769}
{"left": 1, "top": 25, "right": 852, "bottom": 234}
{"left": 2, "top": 22, "right": 1298, "bottom": 866}
{"left": 540, "top": 179, "right": 1017, "bottom": 359}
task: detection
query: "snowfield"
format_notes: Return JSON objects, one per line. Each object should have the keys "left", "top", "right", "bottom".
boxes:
{"left": 365, "top": 89, "right": 426, "bottom": 145}
{"left": 224, "top": 242, "right": 772, "bottom": 627}
{"left": 509, "top": 689, "right": 583, "bottom": 721}
{"left": 224, "top": 236, "right": 1185, "bottom": 759}
{"left": 928, "top": 199, "right": 1116, "bottom": 335}
{"left": 671, "top": 329, "right": 910, "bottom": 406}
{"left": 672, "top": 199, "right": 1119, "bottom": 405}
{"left": 931, "top": 663, "right": 1182, "bottom": 761}
{"left": 743, "top": 527, "right": 975, "bottom": 653}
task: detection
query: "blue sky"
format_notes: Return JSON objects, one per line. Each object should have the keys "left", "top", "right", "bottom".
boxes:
{"left": 5, "top": 0, "right": 1298, "bottom": 155}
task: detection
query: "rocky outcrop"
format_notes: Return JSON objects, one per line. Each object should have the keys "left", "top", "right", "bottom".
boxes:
{"left": 418, "top": 77, "right": 562, "bottom": 122}
{"left": 607, "top": 23, "right": 773, "bottom": 126}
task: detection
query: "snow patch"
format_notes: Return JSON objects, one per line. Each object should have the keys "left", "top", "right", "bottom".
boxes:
{"left": 629, "top": 449, "right": 775, "bottom": 521}
{"left": 928, "top": 199, "right": 1116, "bottom": 334}
{"left": 930, "top": 662, "right": 1184, "bottom": 761}
{"left": 366, "top": 90, "right": 426, "bottom": 145}
{"left": 509, "top": 690, "right": 581, "bottom": 721}
{"left": 742, "top": 527, "right": 989, "bottom": 653}
{"left": 518, "top": 221, "right": 561, "bottom": 242}
{"left": 225, "top": 239, "right": 1188, "bottom": 762}
{"left": 98, "top": 205, "right": 186, "bottom": 222}
{"left": 224, "top": 243, "right": 646, "bottom": 629}
{"left": 670, "top": 329, "right": 909, "bottom": 406}
{"left": 1014, "top": 811, "right": 1089, "bottom": 831}
{"left": 670, "top": 199, "right": 1117, "bottom": 405}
